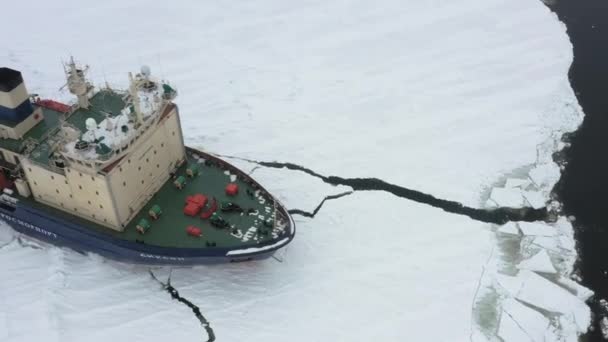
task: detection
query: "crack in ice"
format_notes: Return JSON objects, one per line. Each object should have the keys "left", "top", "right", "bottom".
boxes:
{"left": 288, "top": 191, "right": 354, "bottom": 218}
{"left": 219, "top": 154, "right": 549, "bottom": 224}
{"left": 150, "top": 270, "right": 216, "bottom": 342}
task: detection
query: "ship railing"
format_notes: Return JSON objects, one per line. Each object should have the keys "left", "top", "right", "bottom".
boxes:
{"left": 96, "top": 149, "right": 115, "bottom": 161}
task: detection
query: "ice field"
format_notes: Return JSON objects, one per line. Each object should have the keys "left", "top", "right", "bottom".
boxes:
{"left": 0, "top": 0, "right": 590, "bottom": 340}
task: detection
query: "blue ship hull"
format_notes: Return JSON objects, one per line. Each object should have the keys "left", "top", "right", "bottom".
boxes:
{"left": 0, "top": 200, "right": 295, "bottom": 265}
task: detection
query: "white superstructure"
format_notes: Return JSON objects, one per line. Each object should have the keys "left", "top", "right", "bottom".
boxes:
{"left": 18, "top": 61, "right": 186, "bottom": 231}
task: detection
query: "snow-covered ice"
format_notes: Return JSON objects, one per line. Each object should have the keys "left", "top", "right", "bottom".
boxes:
{"left": 495, "top": 271, "right": 591, "bottom": 337}
{"left": 0, "top": 0, "right": 589, "bottom": 340}
{"left": 499, "top": 298, "right": 556, "bottom": 342}
{"left": 489, "top": 188, "right": 526, "bottom": 208}
{"left": 497, "top": 222, "right": 520, "bottom": 236}
{"left": 504, "top": 178, "right": 532, "bottom": 189}
{"left": 515, "top": 271, "right": 590, "bottom": 333}
{"left": 521, "top": 191, "right": 548, "bottom": 209}
{"left": 517, "top": 249, "right": 557, "bottom": 274}
{"left": 519, "top": 222, "right": 558, "bottom": 237}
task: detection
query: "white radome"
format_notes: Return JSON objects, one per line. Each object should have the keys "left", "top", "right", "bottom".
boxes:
{"left": 141, "top": 65, "right": 151, "bottom": 78}
{"left": 85, "top": 117, "right": 97, "bottom": 131}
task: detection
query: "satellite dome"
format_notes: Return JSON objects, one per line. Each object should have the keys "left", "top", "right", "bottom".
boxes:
{"left": 141, "top": 65, "right": 151, "bottom": 78}
{"left": 85, "top": 117, "right": 97, "bottom": 131}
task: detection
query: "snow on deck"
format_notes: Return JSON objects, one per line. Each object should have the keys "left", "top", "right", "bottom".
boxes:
{"left": 63, "top": 83, "right": 163, "bottom": 161}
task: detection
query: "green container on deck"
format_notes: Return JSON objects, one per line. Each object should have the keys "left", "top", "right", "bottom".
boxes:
{"left": 174, "top": 176, "right": 186, "bottom": 189}
{"left": 148, "top": 204, "right": 162, "bottom": 219}
{"left": 186, "top": 164, "right": 200, "bottom": 177}
{"left": 136, "top": 218, "right": 151, "bottom": 234}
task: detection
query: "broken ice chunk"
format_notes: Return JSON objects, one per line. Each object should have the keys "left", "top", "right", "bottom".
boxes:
{"left": 497, "top": 222, "right": 520, "bottom": 236}
{"left": 601, "top": 317, "right": 608, "bottom": 340}
{"left": 515, "top": 271, "right": 591, "bottom": 333}
{"left": 528, "top": 164, "right": 561, "bottom": 188}
{"left": 485, "top": 198, "right": 499, "bottom": 209}
{"left": 521, "top": 191, "right": 547, "bottom": 209}
{"left": 557, "top": 277, "right": 594, "bottom": 302}
{"left": 502, "top": 298, "right": 552, "bottom": 342}
{"left": 489, "top": 188, "right": 526, "bottom": 208}
{"left": 519, "top": 222, "right": 556, "bottom": 237}
{"left": 530, "top": 236, "right": 560, "bottom": 253}
{"left": 505, "top": 178, "right": 532, "bottom": 189}
{"left": 498, "top": 311, "right": 534, "bottom": 342}
{"left": 558, "top": 235, "right": 575, "bottom": 252}
{"left": 517, "top": 249, "right": 557, "bottom": 274}
{"left": 495, "top": 273, "right": 526, "bottom": 296}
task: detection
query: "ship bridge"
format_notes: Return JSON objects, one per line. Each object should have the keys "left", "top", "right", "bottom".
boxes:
{"left": 14, "top": 60, "right": 186, "bottom": 232}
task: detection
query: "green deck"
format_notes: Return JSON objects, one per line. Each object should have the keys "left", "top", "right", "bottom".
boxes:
{"left": 121, "top": 152, "right": 277, "bottom": 248}
{"left": 19, "top": 151, "right": 277, "bottom": 249}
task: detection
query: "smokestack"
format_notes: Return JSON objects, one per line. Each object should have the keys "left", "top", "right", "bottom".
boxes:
{"left": 0, "top": 67, "right": 34, "bottom": 123}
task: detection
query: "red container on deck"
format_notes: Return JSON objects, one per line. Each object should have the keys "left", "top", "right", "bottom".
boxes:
{"left": 225, "top": 183, "right": 239, "bottom": 196}
{"left": 184, "top": 194, "right": 208, "bottom": 216}
{"left": 36, "top": 99, "right": 71, "bottom": 113}
{"left": 186, "top": 225, "right": 202, "bottom": 237}
{"left": 183, "top": 203, "right": 201, "bottom": 216}
{"left": 186, "top": 193, "right": 208, "bottom": 208}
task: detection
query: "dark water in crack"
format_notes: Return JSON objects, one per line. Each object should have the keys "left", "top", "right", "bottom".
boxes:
{"left": 221, "top": 155, "right": 549, "bottom": 223}
{"left": 545, "top": 0, "right": 608, "bottom": 339}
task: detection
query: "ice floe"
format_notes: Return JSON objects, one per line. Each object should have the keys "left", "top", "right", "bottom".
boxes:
{"left": 497, "top": 222, "right": 520, "bottom": 236}
{"left": 517, "top": 249, "right": 557, "bottom": 274}
{"left": 489, "top": 188, "right": 526, "bottom": 208}
{"left": 505, "top": 178, "right": 532, "bottom": 189}
{"left": 500, "top": 298, "right": 557, "bottom": 342}
{"left": 521, "top": 191, "right": 547, "bottom": 209}
{"left": 519, "top": 222, "right": 557, "bottom": 237}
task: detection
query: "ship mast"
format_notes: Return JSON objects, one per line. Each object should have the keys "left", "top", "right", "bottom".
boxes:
{"left": 65, "top": 57, "right": 91, "bottom": 109}
{"left": 128, "top": 72, "right": 144, "bottom": 126}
